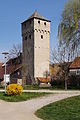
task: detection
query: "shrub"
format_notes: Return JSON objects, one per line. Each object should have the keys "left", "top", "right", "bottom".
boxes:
{"left": 68, "top": 75, "right": 80, "bottom": 87}
{"left": 6, "top": 84, "right": 23, "bottom": 95}
{"left": 50, "top": 76, "right": 65, "bottom": 89}
{"left": 50, "top": 79, "right": 64, "bottom": 87}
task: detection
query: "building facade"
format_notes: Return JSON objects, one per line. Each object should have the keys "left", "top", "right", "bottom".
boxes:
{"left": 69, "top": 57, "right": 80, "bottom": 75}
{"left": 0, "top": 54, "right": 22, "bottom": 85}
{"left": 21, "top": 11, "right": 50, "bottom": 84}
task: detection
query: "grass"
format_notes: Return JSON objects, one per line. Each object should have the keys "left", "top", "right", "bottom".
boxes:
{"left": 23, "top": 85, "right": 80, "bottom": 90}
{"left": 36, "top": 95, "right": 80, "bottom": 120}
{"left": 0, "top": 92, "right": 49, "bottom": 102}
{"left": 0, "top": 85, "right": 4, "bottom": 89}
{"left": 23, "top": 85, "right": 65, "bottom": 90}
{"left": 23, "top": 85, "right": 39, "bottom": 90}
{"left": 1, "top": 84, "right": 80, "bottom": 90}
{"left": 24, "top": 85, "right": 80, "bottom": 90}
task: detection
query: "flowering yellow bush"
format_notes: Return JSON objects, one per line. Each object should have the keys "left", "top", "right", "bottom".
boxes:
{"left": 6, "top": 84, "right": 23, "bottom": 95}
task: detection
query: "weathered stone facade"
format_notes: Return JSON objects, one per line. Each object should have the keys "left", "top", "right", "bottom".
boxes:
{"left": 21, "top": 12, "right": 50, "bottom": 84}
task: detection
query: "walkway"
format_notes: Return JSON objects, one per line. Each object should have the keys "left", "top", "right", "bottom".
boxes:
{"left": 0, "top": 90, "right": 80, "bottom": 120}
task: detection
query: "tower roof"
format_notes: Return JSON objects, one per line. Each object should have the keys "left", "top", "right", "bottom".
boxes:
{"left": 22, "top": 11, "right": 51, "bottom": 24}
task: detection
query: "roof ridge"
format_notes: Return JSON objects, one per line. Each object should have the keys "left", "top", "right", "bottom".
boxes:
{"left": 22, "top": 11, "right": 51, "bottom": 23}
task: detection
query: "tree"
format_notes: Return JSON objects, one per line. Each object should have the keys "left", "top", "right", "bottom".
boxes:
{"left": 8, "top": 44, "right": 22, "bottom": 59}
{"left": 58, "top": 0, "right": 80, "bottom": 57}
{"left": 51, "top": 46, "right": 71, "bottom": 90}
{"left": 43, "top": 70, "right": 50, "bottom": 78}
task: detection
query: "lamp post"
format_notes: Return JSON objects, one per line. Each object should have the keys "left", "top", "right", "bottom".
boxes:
{"left": 2, "top": 52, "right": 9, "bottom": 94}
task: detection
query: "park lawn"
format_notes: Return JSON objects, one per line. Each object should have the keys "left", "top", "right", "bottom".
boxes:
{"left": 36, "top": 95, "right": 80, "bottom": 120}
{"left": 23, "top": 85, "right": 65, "bottom": 90}
{"left": 23, "top": 85, "right": 39, "bottom": 90}
{"left": 1, "top": 85, "right": 80, "bottom": 90}
{"left": 23, "top": 85, "right": 80, "bottom": 90}
{"left": 0, "top": 92, "right": 49, "bottom": 102}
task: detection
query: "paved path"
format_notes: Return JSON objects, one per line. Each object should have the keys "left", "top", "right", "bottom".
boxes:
{"left": 0, "top": 90, "right": 80, "bottom": 120}
{"left": 0, "top": 89, "right": 80, "bottom": 93}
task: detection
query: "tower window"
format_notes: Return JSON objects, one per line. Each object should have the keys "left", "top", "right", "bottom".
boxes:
{"left": 38, "top": 20, "right": 40, "bottom": 24}
{"left": 41, "top": 35, "right": 43, "bottom": 39}
{"left": 44, "top": 22, "right": 46, "bottom": 26}
{"left": 25, "top": 36, "right": 27, "bottom": 40}
{"left": 29, "top": 35, "right": 31, "bottom": 39}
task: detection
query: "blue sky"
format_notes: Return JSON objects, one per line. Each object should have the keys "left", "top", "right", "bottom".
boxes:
{"left": 0, "top": 0, "right": 68, "bottom": 61}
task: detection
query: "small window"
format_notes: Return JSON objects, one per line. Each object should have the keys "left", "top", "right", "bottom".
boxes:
{"left": 29, "top": 35, "right": 31, "bottom": 39}
{"left": 25, "top": 36, "right": 27, "bottom": 40}
{"left": 44, "top": 22, "right": 46, "bottom": 25}
{"left": 41, "top": 35, "right": 43, "bottom": 39}
{"left": 77, "top": 70, "right": 80, "bottom": 75}
{"left": 70, "top": 70, "right": 76, "bottom": 75}
{"left": 38, "top": 20, "right": 40, "bottom": 24}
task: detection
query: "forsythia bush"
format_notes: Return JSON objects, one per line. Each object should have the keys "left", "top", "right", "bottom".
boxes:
{"left": 6, "top": 84, "right": 23, "bottom": 95}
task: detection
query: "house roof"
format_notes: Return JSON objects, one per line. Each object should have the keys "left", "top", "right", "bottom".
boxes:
{"left": 22, "top": 11, "right": 51, "bottom": 23}
{"left": 0, "top": 63, "right": 3, "bottom": 68}
{"left": 37, "top": 77, "right": 50, "bottom": 83}
{"left": 69, "top": 57, "right": 80, "bottom": 69}
{"left": 6, "top": 64, "right": 22, "bottom": 75}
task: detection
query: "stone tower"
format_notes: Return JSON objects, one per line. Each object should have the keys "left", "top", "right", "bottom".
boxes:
{"left": 21, "top": 11, "right": 50, "bottom": 84}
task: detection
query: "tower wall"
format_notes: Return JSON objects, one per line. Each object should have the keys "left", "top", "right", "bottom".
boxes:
{"left": 34, "top": 18, "right": 50, "bottom": 78}
{"left": 22, "top": 12, "right": 50, "bottom": 85}
{"left": 22, "top": 20, "right": 34, "bottom": 84}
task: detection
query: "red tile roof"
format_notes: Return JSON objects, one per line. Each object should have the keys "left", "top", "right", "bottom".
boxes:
{"left": 69, "top": 57, "right": 80, "bottom": 69}
{"left": 37, "top": 77, "right": 50, "bottom": 83}
{"left": 0, "top": 63, "right": 3, "bottom": 67}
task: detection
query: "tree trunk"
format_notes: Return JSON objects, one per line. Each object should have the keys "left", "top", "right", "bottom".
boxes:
{"left": 65, "top": 73, "right": 67, "bottom": 90}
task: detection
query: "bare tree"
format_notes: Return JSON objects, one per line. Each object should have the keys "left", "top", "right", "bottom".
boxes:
{"left": 8, "top": 44, "right": 22, "bottom": 59}
{"left": 43, "top": 70, "right": 50, "bottom": 78}
{"left": 51, "top": 44, "right": 72, "bottom": 90}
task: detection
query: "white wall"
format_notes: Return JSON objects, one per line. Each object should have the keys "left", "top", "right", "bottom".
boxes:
{"left": 34, "top": 18, "right": 50, "bottom": 78}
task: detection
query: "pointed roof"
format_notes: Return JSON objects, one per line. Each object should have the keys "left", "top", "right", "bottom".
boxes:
{"left": 22, "top": 11, "right": 51, "bottom": 23}
{"left": 69, "top": 57, "right": 80, "bottom": 69}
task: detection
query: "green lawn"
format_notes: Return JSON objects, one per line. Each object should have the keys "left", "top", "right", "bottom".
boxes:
{"left": 1, "top": 85, "right": 80, "bottom": 90}
{"left": 0, "top": 85, "right": 4, "bottom": 89}
{"left": 23, "top": 85, "right": 65, "bottom": 90}
{"left": 0, "top": 92, "right": 49, "bottom": 102}
{"left": 23, "top": 85, "right": 80, "bottom": 90}
{"left": 36, "top": 95, "right": 80, "bottom": 120}
{"left": 23, "top": 85, "right": 39, "bottom": 90}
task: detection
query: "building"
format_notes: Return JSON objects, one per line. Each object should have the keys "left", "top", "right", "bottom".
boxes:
{"left": 69, "top": 57, "right": 80, "bottom": 75}
{"left": 0, "top": 63, "right": 4, "bottom": 83}
{"left": 21, "top": 11, "right": 51, "bottom": 84}
{"left": 0, "top": 54, "right": 22, "bottom": 85}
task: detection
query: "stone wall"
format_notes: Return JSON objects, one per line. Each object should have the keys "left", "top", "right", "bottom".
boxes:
{"left": 22, "top": 20, "right": 34, "bottom": 84}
